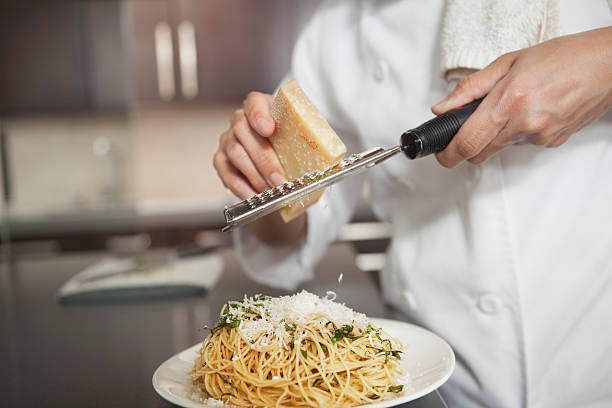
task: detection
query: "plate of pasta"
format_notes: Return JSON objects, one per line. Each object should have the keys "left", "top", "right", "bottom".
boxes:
{"left": 153, "top": 291, "right": 454, "bottom": 407}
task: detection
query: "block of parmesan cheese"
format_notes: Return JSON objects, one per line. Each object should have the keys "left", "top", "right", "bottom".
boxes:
{"left": 269, "top": 80, "right": 346, "bottom": 222}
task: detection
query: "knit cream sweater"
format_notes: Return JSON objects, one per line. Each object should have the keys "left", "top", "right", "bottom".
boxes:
{"left": 440, "top": 0, "right": 561, "bottom": 86}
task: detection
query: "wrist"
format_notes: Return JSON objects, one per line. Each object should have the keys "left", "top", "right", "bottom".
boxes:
{"left": 249, "top": 212, "right": 307, "bottom": 246}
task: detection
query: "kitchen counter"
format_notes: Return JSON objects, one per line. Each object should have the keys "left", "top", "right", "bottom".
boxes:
{"left": 0, "top": 243, "right": 448, "bottom": 408}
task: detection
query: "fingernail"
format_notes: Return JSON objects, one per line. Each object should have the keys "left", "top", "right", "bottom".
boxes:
{"left": 432, "top": 97, "right": 448, "bottom": 111}
{"left": 268, "top": 172, "right": 286, "bottom": 187}
{"left": 256, "top": 117, "right": 273, "bottom": 136}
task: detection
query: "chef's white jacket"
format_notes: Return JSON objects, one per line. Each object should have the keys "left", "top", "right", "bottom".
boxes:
{"left": 233, "top": 1, "right": 612, "bottom": 407}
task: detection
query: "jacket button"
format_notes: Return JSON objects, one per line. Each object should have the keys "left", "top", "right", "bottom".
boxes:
{"left": 477, "top": 293, "right": 502, "bottom": 314}
{"left": 374, "top": 59, "right": 388, "bottom": 82}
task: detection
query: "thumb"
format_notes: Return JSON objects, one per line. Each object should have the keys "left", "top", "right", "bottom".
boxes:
{"left": 244, "top": 92, "right": 275, "bottom": 137}
{"left": 432, "top": 51, "right": 519, "bottom": 115}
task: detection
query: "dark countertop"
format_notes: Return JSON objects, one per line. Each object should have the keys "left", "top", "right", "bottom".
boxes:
{"left": 0, "top": 243, "right": 447, "bottom": 408}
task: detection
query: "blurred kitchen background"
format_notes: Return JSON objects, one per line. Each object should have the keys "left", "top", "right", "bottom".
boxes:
{"left": 0, "top": 0, "right": 329, "bottom": 254}
{"left": 0, "top": 5, "right": 416, "bottom": 407}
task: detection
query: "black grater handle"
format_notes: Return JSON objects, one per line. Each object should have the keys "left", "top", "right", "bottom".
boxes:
{"left": 401, "top": 98, "right": 483, "bottom": 159}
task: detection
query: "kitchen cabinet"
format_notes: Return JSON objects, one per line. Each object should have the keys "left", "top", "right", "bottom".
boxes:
{"left": 0, "top": 2, "right": 128, "bottom": 114}
{"left": 172, "top": 0, "right": 293, "bottom": 100}
{"left": 0, "top": 1, "right": 321, "bottom": 113}
{"left": 125, "top": 0, "right": 322, "bottom": 105}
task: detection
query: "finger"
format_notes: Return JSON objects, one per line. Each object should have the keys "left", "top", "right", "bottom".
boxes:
{"left": 435, "top": 88, "right": 510, "bottom": 168}
{"left": 232, "top": 115, "right": 286, "bottom": 187}
{"left": 432, "top": 52, "right": 518, "bottom": 115}
{"left": 546, "top": 128, "right": 574, "bottom": 148}
{"left": 467, "top": 126, "right": 516, "bottom": 164}
{"left": 230, "top": 109, "right": 245, "bottom": 126}
{"left": 545, "top": 119, "right": 586, "bottom": 148}
{"left": 244, "top": 92, "right": 275, "bottom": 137}
{"left": 544, "top": 102, "right": 604, "bottom": 148}
{"left": 466, "top": 120, "right": 515, "bottom": 164}
{"left": 223, "top": 136, "right": 271, "bottom": 193}
{"left": 467, "top": 142, "right": 506, "bottom": 165}
{"left": 213, "top": 151, "right": 257, "bottom": 200}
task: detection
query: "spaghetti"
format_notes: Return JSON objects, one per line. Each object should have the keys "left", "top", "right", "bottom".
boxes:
{"left": 191, "top": 291, "right": 406, "bottom": 407}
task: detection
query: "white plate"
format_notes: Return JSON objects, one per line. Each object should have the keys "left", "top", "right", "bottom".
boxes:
{"left": 152, "top": 318, "right": 454, "bottom": 407}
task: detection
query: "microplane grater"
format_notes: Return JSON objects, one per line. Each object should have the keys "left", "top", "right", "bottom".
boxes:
{"left": 222, "top": 98, "right": 483, "bottom": 232}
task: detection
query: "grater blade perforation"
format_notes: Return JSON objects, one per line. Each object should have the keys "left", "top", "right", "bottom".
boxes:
{"left": 222, "top": 145, "right": 402, "bottom": 232}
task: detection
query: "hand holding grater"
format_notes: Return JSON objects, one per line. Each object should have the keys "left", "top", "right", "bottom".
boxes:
{"left": 222, "top": 98, "right": 482, "bottom": 232}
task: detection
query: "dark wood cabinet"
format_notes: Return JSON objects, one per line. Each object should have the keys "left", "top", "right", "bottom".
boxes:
{"left": 125, "top": 0, "right": 321, "bottom": 105}
{"left": 173, "top": 0, "right": 293, "bottom": 100}
{"left": 0, "top": 2, "right": 128, "bottom": 114}
{"left": 0, "top": 0, "right": 322, "bottom": 113}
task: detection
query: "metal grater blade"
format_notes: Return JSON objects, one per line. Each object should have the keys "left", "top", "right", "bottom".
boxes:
{"left": 222, "top": 145, "right": 402, "bottom": 232}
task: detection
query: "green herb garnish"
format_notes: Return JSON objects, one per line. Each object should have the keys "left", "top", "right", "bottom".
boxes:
{"left": 388, "top": 385, "right": 404, "bottom": 393}
{"left": 252, "top": 294, "right": 271, "bottom": 302}
{"left": 366, "top": 344, "right": 402, "bottom": 364}
{"left": 330, "top": 325, "right": 362, "bottom": 343}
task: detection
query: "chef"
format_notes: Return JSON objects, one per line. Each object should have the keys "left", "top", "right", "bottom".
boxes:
{"left": 212, "top": 1, "right": 612, "bottom": 406}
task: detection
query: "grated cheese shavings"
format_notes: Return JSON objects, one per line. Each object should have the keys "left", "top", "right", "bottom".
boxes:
{"left": 224, "top": 290, "right": 369, "bottom": 345}
{"left": 325, "top": 291, "right": 337, "bottom": 301}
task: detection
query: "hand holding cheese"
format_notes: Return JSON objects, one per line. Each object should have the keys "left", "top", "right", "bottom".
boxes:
{"left": 214, "top": 91, "right": 286, "bottom": 200}
{"left": 214, "top": 81, "right": 346, "bottom": 244}
{"left": 214, "top": 90, "right": 307, "bottom": 245}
